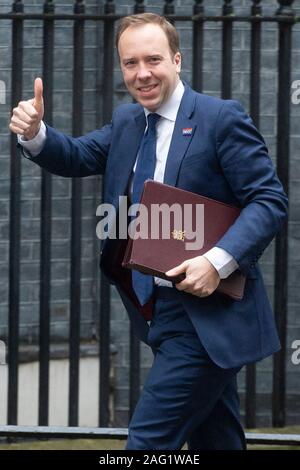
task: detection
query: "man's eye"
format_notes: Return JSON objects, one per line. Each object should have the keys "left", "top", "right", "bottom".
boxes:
{"left": 150, "top": 58, "right": 160, "bottom": 63}
{"left": 125, "top": 61, "right": 136, "bottom": 67}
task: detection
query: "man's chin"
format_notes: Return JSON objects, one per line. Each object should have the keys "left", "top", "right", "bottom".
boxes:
{"left": 137, "top": 97, "right": 161, "bottom": 111}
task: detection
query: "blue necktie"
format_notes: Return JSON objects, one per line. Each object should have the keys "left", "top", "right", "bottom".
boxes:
{"left": 131, "top": 113, "right": 160, "bottom": 305}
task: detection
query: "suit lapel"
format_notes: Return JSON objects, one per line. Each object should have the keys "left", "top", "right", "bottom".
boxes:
{"left": 113, "top": 110, "right": 146, "bottom": 207}
{"left": 163, "top": 86, "right": 197, "bottom": 187}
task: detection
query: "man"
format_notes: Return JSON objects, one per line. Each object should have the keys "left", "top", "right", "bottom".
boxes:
{"left": 10, "top": 13, "right": 287, "bottom": 450}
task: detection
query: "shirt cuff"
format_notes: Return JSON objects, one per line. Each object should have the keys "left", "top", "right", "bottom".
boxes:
{"left": 203, "top": 247, "right": 239, "bottom": 279}
{"left": 17, "top": 121, "right": 46, "bottom": 157}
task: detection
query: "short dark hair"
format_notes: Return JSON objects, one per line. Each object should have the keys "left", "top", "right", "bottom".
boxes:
{"left": 115, "top": 13, "right": 180, "bottom": 57}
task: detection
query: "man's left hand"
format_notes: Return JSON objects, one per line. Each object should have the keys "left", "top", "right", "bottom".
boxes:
{"left": 165, "top": 256, "right": 220, "bottom": 297}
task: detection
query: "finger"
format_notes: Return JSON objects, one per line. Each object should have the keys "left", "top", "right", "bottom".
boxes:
{"left": 33, "top": 77, "right": 43, "bottom": 112}
{"left": 13, "top": 107, "right": 37, "bottom": 124}
{"left": 9, "top": 122, "right": 26, "bottom": 135}
{"left": 193, "top": 289, "right": 210, "bottom": 298}
{"left": 174, "top": 281, "right": 189, "bottom": 291}
{"left": 10, "top": 116, "right": 32, "bottom": 132}
{"left": 165, "top": 261, "right": 187, "bottom": 277}
{"left": 174, "top": 277, "right": 195, "bottom": 291}
{"left": 18, "top": 100, "right": 39, "bottom": 119}
{"left": 175, "top": 283, "right": 204, "bottom": 296}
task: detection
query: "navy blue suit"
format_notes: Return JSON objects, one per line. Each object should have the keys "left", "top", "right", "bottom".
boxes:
{"left": 25, "top": 84, "right": 288, "bottom": 449}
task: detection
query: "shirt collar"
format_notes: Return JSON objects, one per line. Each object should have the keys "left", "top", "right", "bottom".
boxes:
{"left": 144, "top": 80, "right": 185, "bottom": 122}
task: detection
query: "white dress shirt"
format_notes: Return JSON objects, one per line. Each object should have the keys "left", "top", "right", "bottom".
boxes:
{"left": 18, "top": 81, "right": 238, "bottom": 286}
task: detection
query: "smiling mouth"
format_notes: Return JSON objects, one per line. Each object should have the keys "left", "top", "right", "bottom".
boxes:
{"left": 137, "top": 84, "right": 158, "bottom": 93}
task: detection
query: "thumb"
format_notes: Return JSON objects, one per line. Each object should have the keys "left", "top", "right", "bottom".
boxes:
{"left": 165, "top": 261, "right": 187, "bottom": 277}
{"left": 33, "top": 77, "right": 43, "bottom": 113}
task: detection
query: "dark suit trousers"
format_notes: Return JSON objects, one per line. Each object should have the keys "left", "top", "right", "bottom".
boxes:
{"left": 126, "top": 287, "right": 246, "bottom": 450}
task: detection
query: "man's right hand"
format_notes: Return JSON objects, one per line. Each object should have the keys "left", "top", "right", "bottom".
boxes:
{"left": 9, "top": 77, "right": 44, "bottom": 140}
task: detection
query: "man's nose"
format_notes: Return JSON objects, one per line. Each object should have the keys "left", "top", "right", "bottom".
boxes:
{"left": 136, "top": 63, "right": 151, "bottom": 80}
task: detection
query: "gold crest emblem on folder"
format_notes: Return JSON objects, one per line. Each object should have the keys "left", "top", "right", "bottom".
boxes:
{"left": 171, "top": 229, "right": 186, "bottom": 241}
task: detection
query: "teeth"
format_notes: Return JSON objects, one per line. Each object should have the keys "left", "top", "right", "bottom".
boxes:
{"left": 140, "top": 85, "right": 155, "bottom": 91}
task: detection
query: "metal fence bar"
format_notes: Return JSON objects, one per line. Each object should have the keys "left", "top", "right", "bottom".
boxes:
{"left": 0, "top": 13, "right": 299, "bottom": 22}
{"left": 68, "top": 0, "right": 85, "bottom": 427}
{"left": 7, "top": 0, "right": 24, "bottom": 426}
{"left": 245, "top": 0, "right": 263, "bottom": 430}
{"left": 134, "top": 0, "right": 145, "bottom": 14}
{"left": 0, "top": 425, "right": 128, "bottom": 439}
{"left": 192, "top": 1, "right": 204, "bottom": 93}
{"left": 249, "top": 0, "right": 262, "bottom": 130}
{"left": 221, "top": 0, "right": 233, "bottom": 99}
{"left": 245, "top": 432, "right": 300, "bottom": 446}
{"left": 164, "top": 0, "right": 175, "bottom": 16}
{"left": 129, "top": 327, "right": 141, "bottom": 420}
{"left": 99, "top": 0, "right": 114, "bottom": 428}
{"left": 38, "top": 0, "right": 55, "bottom": 427}
{"left": 0, "top": 425, "right": 300, "bottom": 447}
{"left": 272, "top": 0, "right": 295, "bottom": 428}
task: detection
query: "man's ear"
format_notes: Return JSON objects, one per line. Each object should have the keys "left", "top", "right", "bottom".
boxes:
{"left": 174, "top": 52, "right": 181, "bottom": 73}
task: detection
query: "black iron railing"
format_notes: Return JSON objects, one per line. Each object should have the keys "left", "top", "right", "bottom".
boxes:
{"left": 0, "top": 424, "right": 300, "bottom": 448}
{"left": 0, "top": 0, "right": 298, "bottom": 434}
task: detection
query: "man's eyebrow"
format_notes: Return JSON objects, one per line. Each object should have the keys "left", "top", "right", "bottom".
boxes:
{"left": 122, "top": 54, "right": 164, "bottom": 62}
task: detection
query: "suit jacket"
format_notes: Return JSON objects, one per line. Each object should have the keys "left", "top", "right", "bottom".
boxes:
{"left": 25, "top": 84, "right": 288, "bottom": 368}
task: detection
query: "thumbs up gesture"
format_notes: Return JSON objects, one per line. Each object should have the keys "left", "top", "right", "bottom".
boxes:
{"left": 10, "top": 77, "right": 44, "bottom": 140}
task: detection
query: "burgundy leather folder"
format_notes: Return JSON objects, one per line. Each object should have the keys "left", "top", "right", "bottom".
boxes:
{"left": 122, "top": 180, "right": 246, "bottom": 300}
